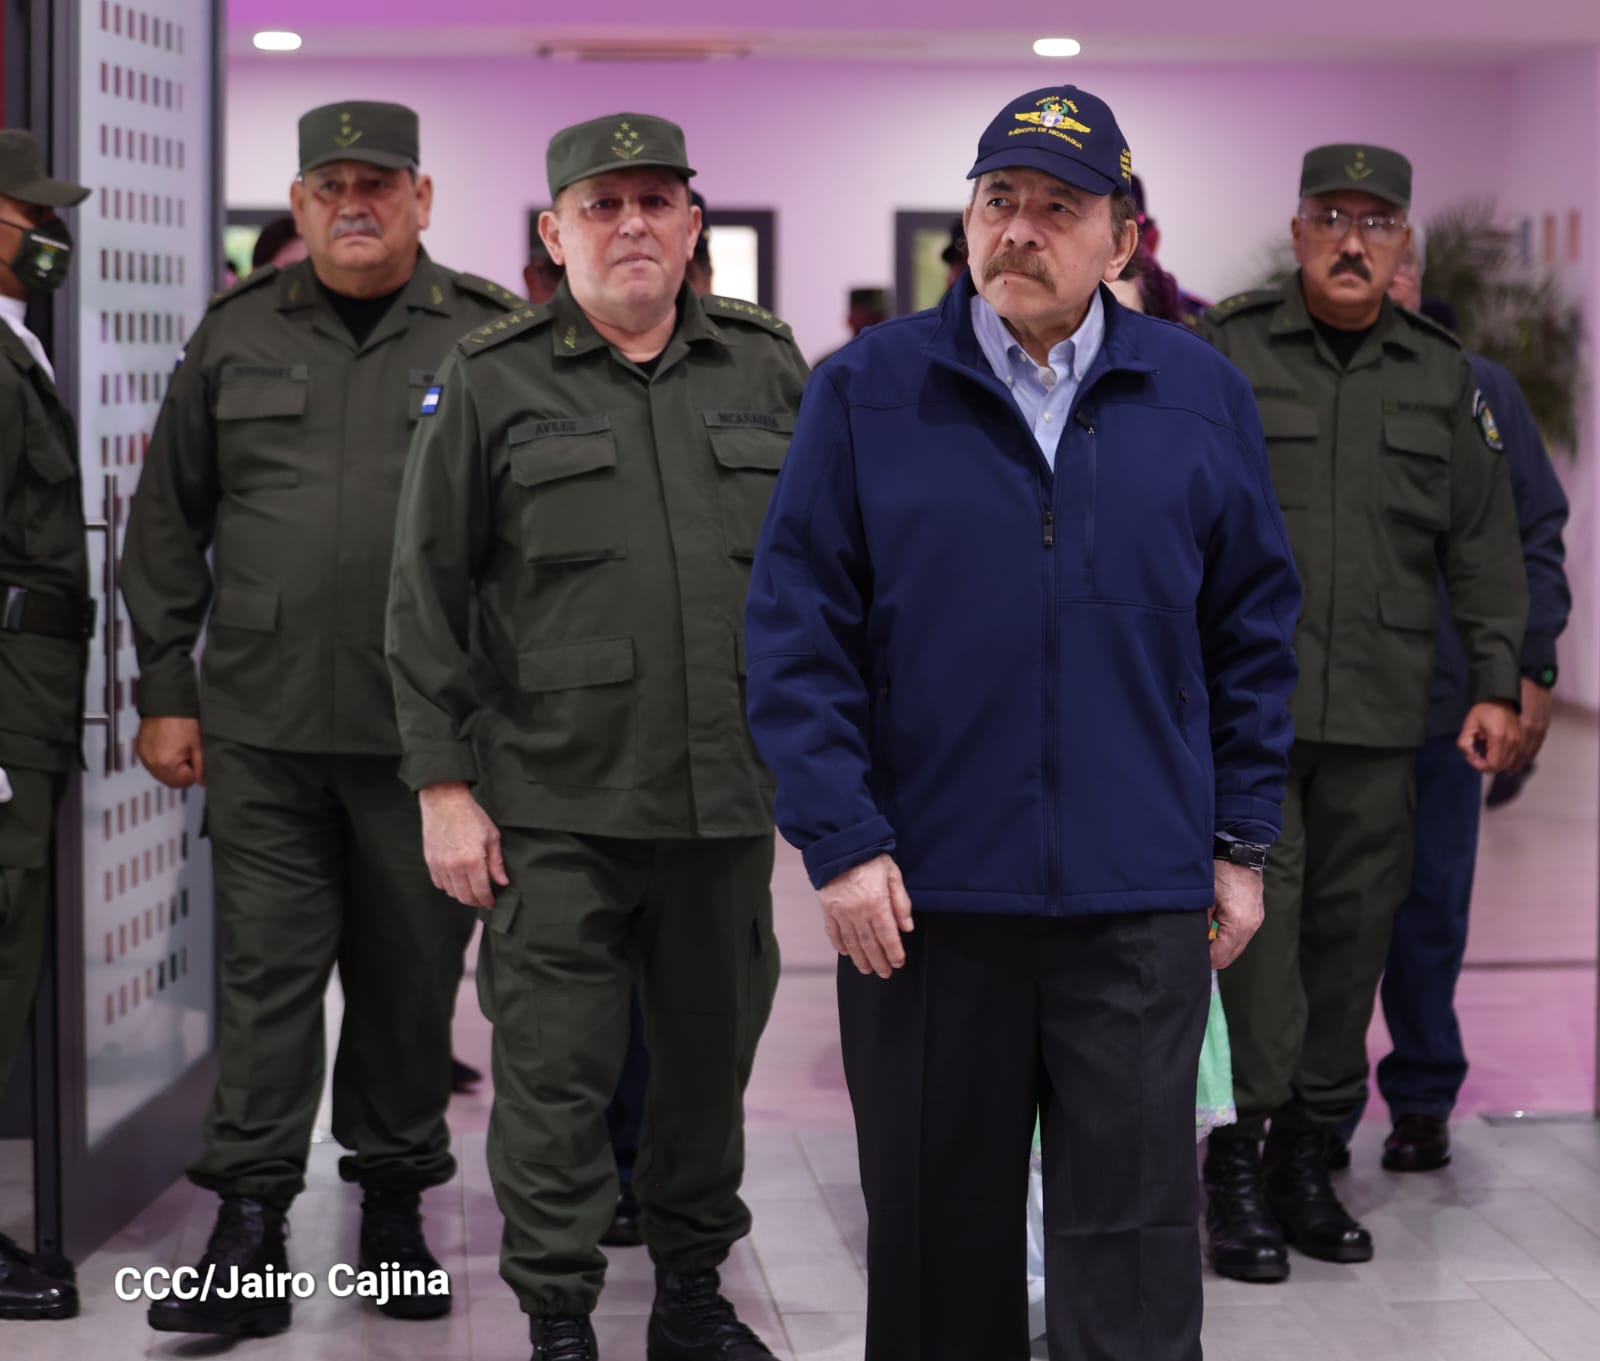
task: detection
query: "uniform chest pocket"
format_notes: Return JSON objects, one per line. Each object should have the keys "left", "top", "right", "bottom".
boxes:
{"left": 19, "top": 409, "right": 81, "bottom": 559}
{"left": 1382, "top": 414, "right": 1450, "bottom": 532}
{"left": 215, "top": 367, "right": 309, "bottom": 492}
{"left": 507, "top": 416, "right": 626, "bottom": 565}
{"left": 1256, "top": 399, "right": 1317, "bottom": 510}
{"left": 705, "top": 412, "right": 793, "bottom": 559}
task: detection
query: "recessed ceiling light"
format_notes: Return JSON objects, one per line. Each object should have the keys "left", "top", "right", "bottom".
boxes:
{"left": 1032, "top": 37, "right": 1082, "bottom": 58}
{"left": 252, "top": 31, "right": 303, "bottom": 52}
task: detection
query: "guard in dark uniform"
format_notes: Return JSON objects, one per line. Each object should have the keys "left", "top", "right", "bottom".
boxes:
{"left": 386, "top": 113, "right": 807, "bottom": 1361}
{"left": 0, "top": 127, "right": 90, "bottom": 1325}
{"left": 1199, "top": 145, "right": 1527, "bottom": 1281}
{"left": 121, "top": 102, "right": 518, "bottom": 1337}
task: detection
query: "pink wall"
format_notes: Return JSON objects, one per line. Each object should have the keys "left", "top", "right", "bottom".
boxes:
{"left": 226, "top": 51, "right": 1599, "bottom": 709}
{"left": 226, "top": 56, "right": 1514, "bottom": 358}
{"left": 1502, "top": 50, "right": 1599, "bottom": 709}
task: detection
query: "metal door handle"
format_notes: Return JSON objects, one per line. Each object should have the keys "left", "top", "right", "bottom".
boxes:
{"left": 81, "top": 473, "right": 120, "bottom": 776}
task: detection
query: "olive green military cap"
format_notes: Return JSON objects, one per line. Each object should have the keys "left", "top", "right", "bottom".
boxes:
{"left": 547, "top": 113, "right": 696, "bottom": 198}
{"left": 1299, "top": 144, "right": 1411, "bottom": 209}
{"left": 298, "top": 101, "right": 419, "bottom": 175}
{"left": 0, "top": 129, "right": 88, "bottom": 207}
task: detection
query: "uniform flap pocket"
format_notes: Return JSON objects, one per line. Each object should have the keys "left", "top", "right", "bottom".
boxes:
{"left": 518, "top": 636, "right": 634, "bottom": 692}
{"left": 1378, "top": 589, "right": 1437, "bottom": 633}
{"left": 508, "top": 420, "right": 616, "bottom": 487}
{"left": 485, "top": 885, "right": 521, "bottom": 936}
{"left": 408, "top": 370, "right": 435, "bottom": 387}
{"left": 706, "top": 424, "right": 791, "bottom": 472}
{"left": 228, "top": 467, "right": 301, "bottom": 491}
{"left": 23, "top": 429, "right": 77, "bottom": 484}
{"left": 1384, "top": 414, "right": 1451, "bottom": 460}
{"left": 216, "top": 376, "right": 308, "bottom": 421}
{"left": 210, "top": 586, "right": 279, "bottom": 632}
{"left": 1257, "top": 400, "right": 1318, "bottom": 440}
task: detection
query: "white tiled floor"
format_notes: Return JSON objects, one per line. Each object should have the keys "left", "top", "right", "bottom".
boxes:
{"left": 5, "top": 708, "right": 1598, "bottom": 1359}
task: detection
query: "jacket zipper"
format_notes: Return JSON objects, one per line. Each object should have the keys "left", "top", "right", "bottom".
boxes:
{"left": 1075, "top": 409, "right": 1097, "bottom": 577}
{"left": 1041, "top": 476, "right": 1061, "bottom": 907}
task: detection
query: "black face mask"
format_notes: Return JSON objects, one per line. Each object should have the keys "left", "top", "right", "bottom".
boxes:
{"left": 2, "top": 214, "right": 73, "bottom": 292}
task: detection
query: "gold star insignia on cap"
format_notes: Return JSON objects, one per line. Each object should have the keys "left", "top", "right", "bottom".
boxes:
{"left": 333, "top": 109, "right": 363, "bottom": 150}
{"left": 612, "top": 120, "right": 644, "bottom": 161}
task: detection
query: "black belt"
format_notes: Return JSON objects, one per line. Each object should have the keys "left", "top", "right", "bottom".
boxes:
{"left": 0, "top": 584, "right": 96, "bottom": 641}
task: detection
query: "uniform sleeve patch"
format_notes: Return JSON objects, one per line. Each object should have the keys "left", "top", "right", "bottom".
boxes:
{"left": 419, "top": 385, "right": 443, "bottom": 416}
{"left": 1473, "top": 388, "right": 1504, "bottom": 452}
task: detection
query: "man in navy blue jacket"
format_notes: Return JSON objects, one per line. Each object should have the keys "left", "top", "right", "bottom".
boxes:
{"left": 744, "top": 86, "right": 1301, "bottom": 1361}
{"left": 1342, "top": 236, "right": 1570, "bottom": 1174}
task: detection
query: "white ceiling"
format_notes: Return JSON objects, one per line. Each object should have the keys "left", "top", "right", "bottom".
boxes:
{"left": 225, "top": 0, "right": 1600, "bottom": 63}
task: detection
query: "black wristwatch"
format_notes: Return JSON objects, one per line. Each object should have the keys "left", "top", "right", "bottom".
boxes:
{"left": 1213, "top": 837, "right": 1268, "bottom": 871}
{"left": 1524, "top": 664, "right": 1558, "bottom": 690}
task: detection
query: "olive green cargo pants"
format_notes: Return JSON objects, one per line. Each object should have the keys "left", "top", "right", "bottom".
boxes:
{"left": 0, "top": 767, "right": 63, "bottom": 1093}
{"left": 1217, "top": 740, "right": 1416, "bottom": 1141}
{"left": 479, "top": 828, "right": 779, "bottom": 1317}
{"left": 188, "top": 737, "right": 476, "bottom": 1204}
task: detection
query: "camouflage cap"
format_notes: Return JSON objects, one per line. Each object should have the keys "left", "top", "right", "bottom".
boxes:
{"left": 0, "top": 129, "right": 89, "bottom": 207}
{"left": 298, "top": 101, "right": 419, "bottom": 175}
{"left": 547, "top": 113, "right": 696, "bottom": 198}
{"left": 1299, "top": 144, "right": 1411, "bottom": 209}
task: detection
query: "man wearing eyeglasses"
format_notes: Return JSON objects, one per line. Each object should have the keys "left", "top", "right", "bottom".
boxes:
{"left": 387, "top": 112, "right": 806, "bottom": 1361}
{"left": 121, "top": 101, "right": 520, "bottom": 1337}
{"left": 1199, "top": 144, "right": 1526, "bottom": 1282}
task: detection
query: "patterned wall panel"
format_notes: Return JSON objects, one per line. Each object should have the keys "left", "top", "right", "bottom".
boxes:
{"left": 74, "top": 0, "right": 214, "bottom": 1149}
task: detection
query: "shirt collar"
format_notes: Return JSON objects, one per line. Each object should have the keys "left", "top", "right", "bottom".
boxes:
{"left": 970, "top": 287, "right": 1105, "bottom": 388}
{"left": 0, "top": 294, "right": 29, "bottom": 334}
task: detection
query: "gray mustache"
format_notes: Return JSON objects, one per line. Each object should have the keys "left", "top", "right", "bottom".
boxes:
{"left": 331, "top": 216, "right": 381, "bottom": 240}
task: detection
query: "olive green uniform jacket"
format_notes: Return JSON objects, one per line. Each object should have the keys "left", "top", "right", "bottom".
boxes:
{"left": 386, "top": 283, "right": 810, "bottom": 838}
{"left": 121, "top": 254, "right": 518, "bottom": 750}
{"left": 0, "top": 325, "right": 89, "bottom": 775}
{"left": 1200, "top": 276, "right": 1526, "bottom": 749}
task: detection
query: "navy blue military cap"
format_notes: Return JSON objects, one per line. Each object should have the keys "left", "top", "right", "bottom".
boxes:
{"left": 968, "top": 86, "right": 1133, "bottom": 196}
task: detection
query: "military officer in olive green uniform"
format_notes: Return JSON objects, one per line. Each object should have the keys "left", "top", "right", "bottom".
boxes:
{"left": 121, "top": 102, "right": 519, "bottom": 1338}
{"left": 1199, "top": 145, "right": 1526, "bottom": 1283}
{"left": 0, "top": 128, "right": 89, "bottom": 1325}
{"left": 387, "top": 114, "right": 806, "bottom": 1361}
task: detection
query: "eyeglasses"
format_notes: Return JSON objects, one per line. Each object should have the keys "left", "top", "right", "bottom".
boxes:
{"left": 1298, "top": 208, "right": 1407, "bottom": 245}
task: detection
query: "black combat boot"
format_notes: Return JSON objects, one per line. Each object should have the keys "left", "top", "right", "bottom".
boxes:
{"left": 647, "top": 1267, "right": 775, "bottom": 1360}
{"left": 147, "top": 1195, "right": 291, "bottom": 1335}
{"left": 531, "top": 1313, "right": 598, "bottom": 1359}
{"left": 1203, "top": 1135, "right": 1290, "bottom": 1283}
{"left": 600, "top": 1187, "right": 643, "bottom": 1248}
{"left": 0, "top": 1234, "right": 77, "bottom": 1320}
{"left": 358, "top": 1188, "right": 452, "bottom": 1319}
{"left": 1263, "top": 1127, "right": 1374, "bottom": 1263}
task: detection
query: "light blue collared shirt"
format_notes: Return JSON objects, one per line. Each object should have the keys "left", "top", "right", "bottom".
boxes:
{"left": 970, "top": 288, "right": 1105, "bottom": 471}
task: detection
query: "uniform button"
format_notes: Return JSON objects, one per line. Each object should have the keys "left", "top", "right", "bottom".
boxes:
{"left": 1043, "top": 412, "right": 1053, "bottom": 422}
{"left": 1179, "top": 687, "right": 1191, "bottom": 703}
{"left": 1038, "top": 367, "right": 1055, "bottom": 387}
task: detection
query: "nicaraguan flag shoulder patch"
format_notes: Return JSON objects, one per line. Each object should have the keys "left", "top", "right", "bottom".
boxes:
{"left": 420, "top": 385, "right": 443, "bottom": 416}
